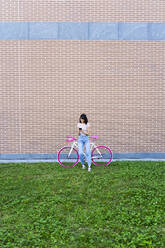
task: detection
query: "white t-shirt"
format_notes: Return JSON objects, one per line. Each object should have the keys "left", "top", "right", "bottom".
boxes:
{"left": 77, "top": 122, "right": 90, "bottom": 136}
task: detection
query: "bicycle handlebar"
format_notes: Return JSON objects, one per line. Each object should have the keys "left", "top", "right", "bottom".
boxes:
{"left": 66, "top": 136, "right": 98, "bottom": 142}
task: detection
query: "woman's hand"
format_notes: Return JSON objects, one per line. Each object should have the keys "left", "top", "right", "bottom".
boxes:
{"left": 81, "top": 130, "right": 89, "bottom": 135}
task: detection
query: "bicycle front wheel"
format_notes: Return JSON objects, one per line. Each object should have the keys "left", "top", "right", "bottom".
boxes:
{"left": 57, "top": 147, "right": 79, "bottom": 167}
{"left": 91, "top": 145, "right": 113, "bottom": 166}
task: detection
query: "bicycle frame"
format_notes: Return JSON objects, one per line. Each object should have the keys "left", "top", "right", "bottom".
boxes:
{"left": 68, "top": 139, "right": 103, "bottom": 160}
{"left": 58, "top": 136, "right": 113, "bottom": 166}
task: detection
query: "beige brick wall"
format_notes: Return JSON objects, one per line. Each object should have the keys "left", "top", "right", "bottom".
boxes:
{"left": 0, "top": 41, "right": 164, "bottom": 153}
{"left": 0, "top": 1, "right": 165, "bottom": 155}
{"left": 0, "top": 0, "right": 165, "bottom": 22}
{"left": 0, "top": 41, "right": 20, "bottom": 153}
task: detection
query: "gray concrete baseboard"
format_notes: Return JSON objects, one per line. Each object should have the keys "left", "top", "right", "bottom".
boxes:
{"left": 0, "top": 153, "right": 165, "bottom": 163}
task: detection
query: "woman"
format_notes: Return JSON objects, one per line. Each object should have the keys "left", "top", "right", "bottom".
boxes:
{"left": 77, "top": 113, "right": 92, "bottom": 172}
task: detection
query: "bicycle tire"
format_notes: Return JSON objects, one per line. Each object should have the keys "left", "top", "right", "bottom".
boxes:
{"left": 57, "top": 146, "right": 79, "bottom": 167}
{"left": 91, "top": 145, "right": 113, "bottom": 166}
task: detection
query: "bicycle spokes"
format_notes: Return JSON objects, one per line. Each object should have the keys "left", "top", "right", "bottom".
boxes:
{"left": 91, "top": 145, "right": 113, "bottom": 166}
{"left": 58, "top": 147, "right": 79, "bottom": 167}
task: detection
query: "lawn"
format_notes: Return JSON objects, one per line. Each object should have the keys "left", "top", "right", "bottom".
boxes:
{"left": 0, "top": 161, "right": 165, "bottom": 248}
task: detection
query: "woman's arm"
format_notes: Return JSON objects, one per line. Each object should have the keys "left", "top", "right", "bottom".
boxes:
{"left": 82, "top": 127, "right": 90, "bottom": 136}
{"left": 78, "top": 127, "right": 90, "bottom": 136}
{"left": 78, "top": 128, "right": 82, "bottom": 136}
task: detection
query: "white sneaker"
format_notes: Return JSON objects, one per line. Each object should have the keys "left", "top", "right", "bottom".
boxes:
{"left": 88, "top": 166, "right": 91, "bottom": 172}
{"left": 82, "top": 165, "right": 86, "bottom": 169}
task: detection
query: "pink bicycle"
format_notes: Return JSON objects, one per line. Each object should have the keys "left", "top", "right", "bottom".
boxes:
{"left": 57, "top": 136, "right": 113, "bottom": 167}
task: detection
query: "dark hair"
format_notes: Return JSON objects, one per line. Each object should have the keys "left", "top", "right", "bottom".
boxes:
{"left": 79, "top": 113, "right": 88, "bottom": 124}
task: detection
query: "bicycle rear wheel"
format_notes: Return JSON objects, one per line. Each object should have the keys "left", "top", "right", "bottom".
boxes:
{"left": 91, "top": 145, "right": 113, "bottom": 166}
{"left": 57, "top": 147, "right": 79, "bottom": 167}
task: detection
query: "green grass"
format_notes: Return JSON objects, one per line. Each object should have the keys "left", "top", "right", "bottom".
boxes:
{"left": 0, "top": 161, "right": 165, "bottom": 248}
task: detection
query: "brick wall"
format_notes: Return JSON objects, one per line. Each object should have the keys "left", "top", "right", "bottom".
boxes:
{"left": 1, "top": 0, "right": 165, "bottom": 22}
{"left": 0, "top": 1, "right": 165, "bottom": 155}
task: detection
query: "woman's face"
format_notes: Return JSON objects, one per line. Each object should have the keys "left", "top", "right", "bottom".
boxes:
{"left": 80, "top": 118, "right": 85, "bottom": 123}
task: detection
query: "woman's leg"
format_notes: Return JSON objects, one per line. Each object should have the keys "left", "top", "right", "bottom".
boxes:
{"left": 78, "top": 138, "right": 85, "bottom": 165}
{"left": 84, "top": 137, "right": 91, "bottom": 168}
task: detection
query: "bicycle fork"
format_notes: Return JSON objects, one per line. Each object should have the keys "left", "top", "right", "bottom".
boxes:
{"left": 67, "top": 142, "right": 76, "bottom": 158}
